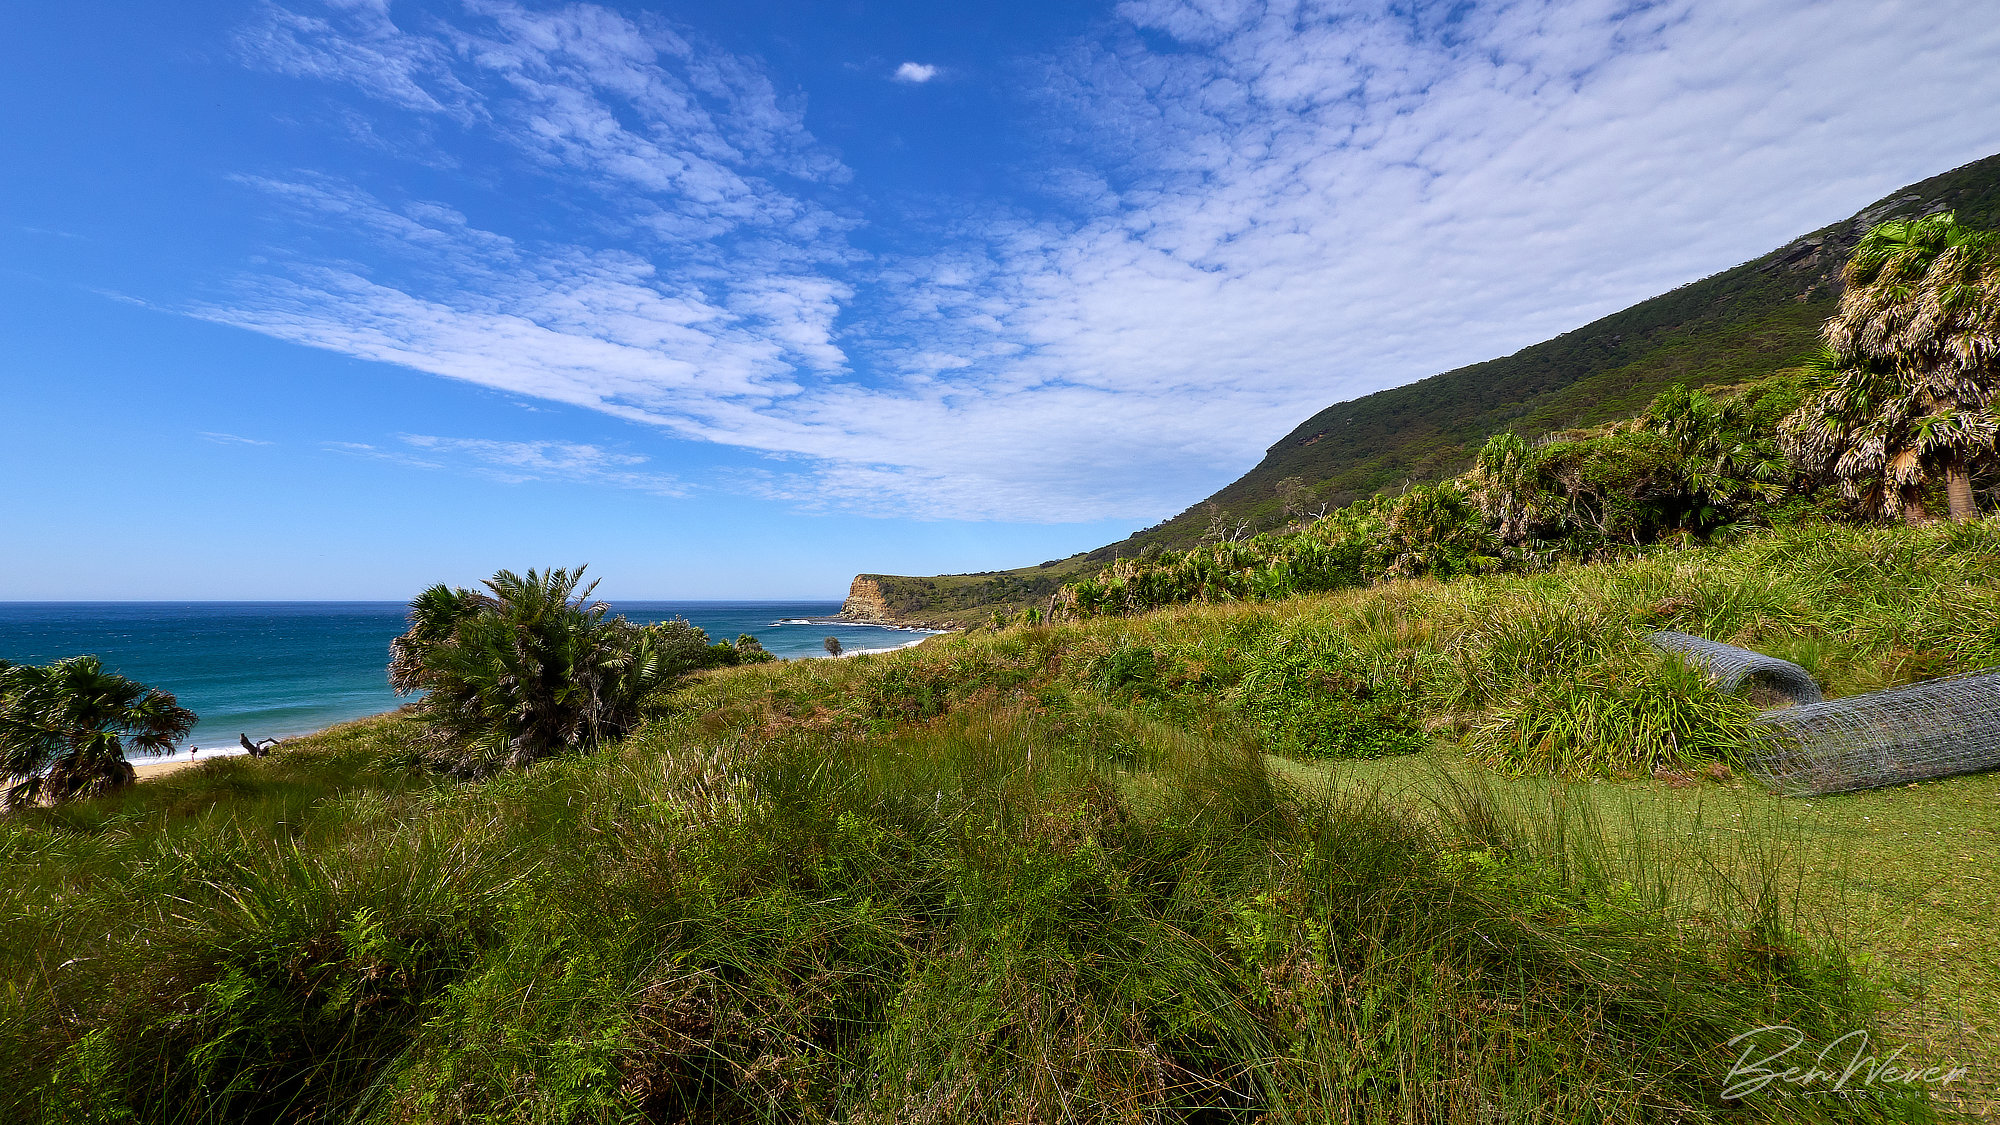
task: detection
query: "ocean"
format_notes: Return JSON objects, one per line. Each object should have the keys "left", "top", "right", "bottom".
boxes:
{"left": 0, "top": 602, "right": 934, "bottom": 763}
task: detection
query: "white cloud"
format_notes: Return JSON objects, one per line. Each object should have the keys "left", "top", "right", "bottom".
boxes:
{"left": 200, "top": 431, "right": 275, "bottom": 446}
{"left": 217, "top": 0, "right": 2000, "bottom": 523}
{"left": 324, "top": 440, "right": 444, "bottom": 470}
{"left": 240, "top": 0, "right": 479, "bottom": 121}
{"left": 893, "top": 62, "right": 940, "bottom": 83}
{"left": 855, "top": 0, "right": 2000, "bottom": 515}
{"left": 326, "top": 434, "right": 682, "bottom": 494}
{"left": 400, "top": 434, "right": 685, "bottom": 494}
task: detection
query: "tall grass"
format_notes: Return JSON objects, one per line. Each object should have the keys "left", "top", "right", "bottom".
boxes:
{"left": 5, "top": 521, "right": 1990, "bottom": 1120}
{"left": 778, "top": 520, "right": 2000, "bottom": 779}
{"left": 2, "top": 690, "right": 1928, "bottom": 1122}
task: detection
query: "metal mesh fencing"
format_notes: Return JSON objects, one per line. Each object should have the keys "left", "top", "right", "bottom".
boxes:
{"left": 1647, "top": 630, "right": 2000, "bottom": 795}
{"left": 1646, "top": 630, "right": 1824, "bottom": 706}
{"left": 1750, "top": 669, "right": 2000, "bottom": 796}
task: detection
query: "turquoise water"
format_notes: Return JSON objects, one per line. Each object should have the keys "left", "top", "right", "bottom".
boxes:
{"left": 0, "top": 602, "right": 933, "bottom": 762}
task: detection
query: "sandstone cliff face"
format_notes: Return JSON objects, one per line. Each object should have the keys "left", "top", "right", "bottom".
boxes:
{"left": 839, "top": 576, "right": 895, "bottom": 623}
{"left": 836, "top": 564, "right": 1089, "bottom": 629}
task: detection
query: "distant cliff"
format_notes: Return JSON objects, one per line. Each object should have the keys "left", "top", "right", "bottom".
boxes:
{"left": 837, "top": 560, "right": 1098, "bottom": 629}
{"left": 838, "top": 577, "right": 897, "bottom": 623}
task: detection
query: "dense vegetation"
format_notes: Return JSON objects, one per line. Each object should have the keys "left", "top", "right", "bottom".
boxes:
{"left": 389, "top": 566, "right": 772, "bottom": 778}
{"left": 1049, "top": 376, "right": 1817, "bottom": 620}
{"left": 1053, "top": 210, "right": 2000, "bottom": 626}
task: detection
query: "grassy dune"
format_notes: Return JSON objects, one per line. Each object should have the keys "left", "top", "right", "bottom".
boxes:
{"left": 4, "top": 521, "right": 1998, "bottom": 1121}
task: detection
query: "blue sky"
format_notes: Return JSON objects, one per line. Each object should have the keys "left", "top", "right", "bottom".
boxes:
{"left": 4, "top": 0, "right": 1998, "bottom": 600}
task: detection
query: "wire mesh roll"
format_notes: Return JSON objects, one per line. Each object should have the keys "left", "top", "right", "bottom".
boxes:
{"left": 1750, "top": 669, "right": 2000, "bottom": 795}
{"left": 1647, "top": 630, "right": 1824, "bottom": 706}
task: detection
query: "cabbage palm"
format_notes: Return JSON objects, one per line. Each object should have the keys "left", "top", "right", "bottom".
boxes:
{"left": 1645, "top": 384, "right": 1789, "bottom": 520}
{"left": 1783, "top": 352, "right": 1998, "bottom": 524}
{"left": 390, "top": 566, "right": 691, "bottom": 776}
{"left": 0, "top": 656, "right": 196, "bottom": 808}
{"left": 1471, "top": 432, "right": 1541, "bottom": 545}
{"left": 1806, "top": 211, "right": 2000, "bottom": 520}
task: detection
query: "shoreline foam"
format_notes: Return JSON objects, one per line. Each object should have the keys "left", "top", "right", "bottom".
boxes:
{"left": 797, "top": 633, "right": 938, "bottom": 659}
{"left": 144, "top": 707, "right": 402, "bottom": 773}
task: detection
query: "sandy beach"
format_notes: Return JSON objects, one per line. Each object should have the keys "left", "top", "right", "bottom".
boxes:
{"left": 133, "top": 755, "right": 232, "bottom": 782}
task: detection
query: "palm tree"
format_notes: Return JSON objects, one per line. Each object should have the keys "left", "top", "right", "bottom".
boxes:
{"left": 390, "top": 566, "right": 689, "bottom": 777}
{"left": 1799, "top": 211, "right": 2000, "bottom": 521}
{"left": 1470, "top": 432, "right": 1541, "bottom": 545}
{"left": 1783, "top": 350, "right": 1998, "bottom": 524}
{"left": 1643, "top": 384, "right": 1789, "bottom": 527}
{"left": 0, "top": 656, "right": 196, "bottom": 808}
{"left": 1383, "top": 481, "right": 1499, "bottom": 578}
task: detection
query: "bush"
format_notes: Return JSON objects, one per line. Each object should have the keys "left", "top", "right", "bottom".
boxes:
{"left": 1465, "top": 650, "right": 1771, "bottom": 777}
{"left": 388, "top": 567, "right": 745, "bottom": 777}
{"left": 1226, "top": 622, "right": 1428, "bottom": 759}
{"left": 0, "top": 656, "right": 196, "bottom": 807}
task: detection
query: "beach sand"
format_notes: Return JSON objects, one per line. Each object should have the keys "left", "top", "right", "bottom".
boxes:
{"left": 133, "top": 756, "right": 217, "bottom": 782}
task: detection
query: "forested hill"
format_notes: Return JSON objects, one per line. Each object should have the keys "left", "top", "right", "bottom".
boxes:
{"left": 1118, "top": 150, "right": 2000, "bottom": 553}
{"left": 843, "top": 151, "right": 2000, "bottom": 628}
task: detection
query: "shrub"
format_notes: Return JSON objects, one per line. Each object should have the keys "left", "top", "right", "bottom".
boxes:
{"left": 1384, "top": 480, "right": 1501, "bottom": 578}
{"left": 0, "top": 656, "right": 195, "bottom": 807}
{"left": 1465, "top": 650, "right": 1771, "bottom": 777}
{"left": 388, "top": 567, "right": 738, "bottom": 777}
{"left": 1226, "top": 622, "right": 1428, "bottom": 759}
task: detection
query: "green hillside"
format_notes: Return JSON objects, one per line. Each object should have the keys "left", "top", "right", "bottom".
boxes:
{"left": 846, "top": 152, "right": 2000, "bottom": 626}
{"left": 1126, "top": 150, "right": 2000, "bottom": 549}
{"left": 838, "top": 558, "right": 1099, "bottom": 629}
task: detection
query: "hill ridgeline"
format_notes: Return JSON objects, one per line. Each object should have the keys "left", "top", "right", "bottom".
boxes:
{"left": 842, "top": 152, "right": 2000, "bottom": 629}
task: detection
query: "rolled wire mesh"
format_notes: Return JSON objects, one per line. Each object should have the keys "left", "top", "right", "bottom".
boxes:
{"left": 1749, "top": 669, "right": 2000, "bottom": 796}
{"left": 1646, "top": 630, "right": 1824, "bottom": 706}
{"left": 1647, "top": 630, "right": 2000, "bottom": 795}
